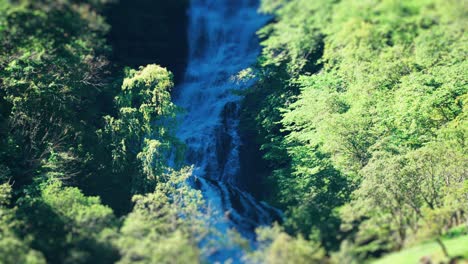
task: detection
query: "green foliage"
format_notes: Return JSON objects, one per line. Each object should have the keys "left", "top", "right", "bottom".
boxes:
{"left": 259, "top": 0, "right": 334, "bottom": 74}
{"left": 1, "top": 0, "right": 466, "bottom": 262}
{"left": 100, "top": 64, "right": 181, "bottom": 195}
{"left": 245, "top": 224, "right": 326, "bottom": 264}
{"left": 116, "top": 168, "right": 206, "bottom": 264}
{"left": 0, "top": 2, "right": 121, "bottom": 262}
{"left": 0, "top": 183, "right": 46, "bottom": 264}
{"left": 247, "top": 0, "right": 468, "bottom": 260}
{"left": 372, "top": 234, "right": 468, "bottom": 264}
{"left": 16, "top": 179, "right": 119, "bottom": 264}
{"left": 0, "top": 0, "right": 113, "bottom": 188}
{"left": 243, "top": 0, "right": 349, "bottom": 250}
{"left": 0, "top": 1, "right": 196, "bottom": 263}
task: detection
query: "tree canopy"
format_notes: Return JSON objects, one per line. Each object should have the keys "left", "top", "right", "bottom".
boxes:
{"left": 241, "top": 0, "right": 467, "bottom": 261}
{"left": 0, "top": 0, "right": 466, "bottom": 263}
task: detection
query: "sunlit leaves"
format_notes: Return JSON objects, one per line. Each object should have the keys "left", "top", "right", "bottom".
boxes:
{"left": 251, "top": 0, "right": 468, "bottom": 258}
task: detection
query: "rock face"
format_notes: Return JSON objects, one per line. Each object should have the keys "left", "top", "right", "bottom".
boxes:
{"left": 105, "top": 0, "right": 189, "bottom": 81}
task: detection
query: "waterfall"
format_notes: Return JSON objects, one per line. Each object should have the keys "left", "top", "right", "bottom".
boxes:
{"left": 174, "top": 0, "right": 280, "bottom": 261}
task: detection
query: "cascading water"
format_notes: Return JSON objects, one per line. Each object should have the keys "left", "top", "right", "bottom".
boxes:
{"left": 174, "top": 0, "right": 280, "bottom": 261}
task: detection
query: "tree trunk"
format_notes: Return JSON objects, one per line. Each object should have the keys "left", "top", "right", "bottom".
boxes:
{"left": 436, "top": 237, "right": 450, "bottom": 258}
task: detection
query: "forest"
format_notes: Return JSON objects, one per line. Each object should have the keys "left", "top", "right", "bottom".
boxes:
{"left": 0, "top": 0, "right": 466, "bottom": 263}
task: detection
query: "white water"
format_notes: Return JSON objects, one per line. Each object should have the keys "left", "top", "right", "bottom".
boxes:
{"left": 174, "top": 0, "right": 280, "bottom": 261}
